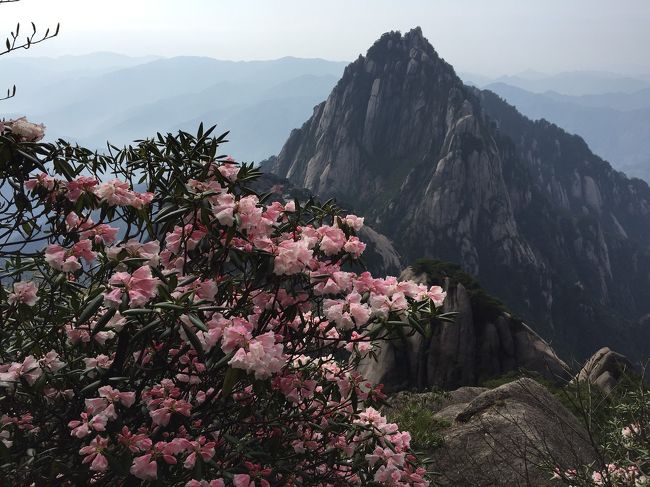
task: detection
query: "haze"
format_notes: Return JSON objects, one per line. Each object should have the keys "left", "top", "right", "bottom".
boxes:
{"left": 2, "top": 0, "right": 650, "bottom": 76}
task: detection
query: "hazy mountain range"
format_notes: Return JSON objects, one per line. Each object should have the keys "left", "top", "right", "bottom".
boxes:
{"left": 2, "top": 53, "right": 346, "bottom": 161}
{"left": 2, "top": 53, "right": 650, "bottom": 180}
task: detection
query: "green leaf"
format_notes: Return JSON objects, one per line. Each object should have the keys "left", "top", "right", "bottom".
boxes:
{"left": 80, "top": 380, "right": 102, "bottom": 394}
{"left": 153, "top": 206, "right": 187, "bottom": 224}
{"left": 221, "top": 367, "right": 242, "bottom": 397}
{"left": 154, "top": 302, "right": 185, "bottom": 311}
{"left": 132, "top": 318, "right": 161, "bottom": 341}
{"left": 122, "top": 308, "right": 155, "bottom": 316}
{"left": 187, "top": 313, "right": 208, "bottom": 332}
{"left": 91, "top": 307, "right": 117, "bottom": 335}
{"left": 181, "top": 320, "right": 206, "bottom": 362}
{"left": 77, "top": 294, "right": 105, "bottom": 325}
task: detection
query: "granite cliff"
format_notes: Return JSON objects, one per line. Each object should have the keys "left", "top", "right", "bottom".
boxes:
{"left": 263, "top": 27, "right": 650, "bottom": 361}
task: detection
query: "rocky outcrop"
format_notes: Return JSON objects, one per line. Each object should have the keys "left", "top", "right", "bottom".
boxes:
{"left": 389, "top": 379, "right": 595, "bottom": 486}
{"left": 359, "top": 267, "right": 569, "bottom": 391}
{"left": 574, "top": 347, "right": 637, "bottom": 394}
{"left": 431, "top": 379, "right": 596, "bottom": 486}
{"left": 264, "top": 27, "right": 650, "bottom": 361}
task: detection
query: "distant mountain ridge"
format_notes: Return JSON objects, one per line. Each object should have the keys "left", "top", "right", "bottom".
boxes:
{"left": 463, "top": 70, "right": 650, "bottom": 96}
{"left": 264, "top": 27, "right": 650, "bottom": 361}
{"left": 2, "top": 53, "right": 347, "bottom": 161}
{"left": 483, "top": 82, "right": 650, "bottom": 182}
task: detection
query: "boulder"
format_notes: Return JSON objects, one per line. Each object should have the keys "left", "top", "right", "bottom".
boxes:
{"left": 429, "top": 378, "right": 596, "bottom": 486}
{"left": 574, "top": 347, "right": 637, "bottom": 394}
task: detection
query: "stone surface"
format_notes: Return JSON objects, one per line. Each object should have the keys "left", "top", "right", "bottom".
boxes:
{"left": 429, "top": 379, "right": 595, "bottom": 486}
{"left": 263, "top": 27, "right": 650, "bottom": 361}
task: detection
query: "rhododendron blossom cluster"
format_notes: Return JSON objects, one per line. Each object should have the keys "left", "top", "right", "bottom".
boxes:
{"left": 0, "top": 124, "right": 446, "bottom": 485}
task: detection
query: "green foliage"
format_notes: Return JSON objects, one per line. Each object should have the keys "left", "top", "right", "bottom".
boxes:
{"left": 545, "top": 372, "right": 650, "bottom": 486}
{"left": 387, "top": 393, "right": 450, "bottom": 451}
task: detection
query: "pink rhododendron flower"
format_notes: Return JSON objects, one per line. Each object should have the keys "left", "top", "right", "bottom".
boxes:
{"left": 220, "top": 318, "right": 253, "bottom": 353}
{"left": 68, "top": 411, "right": 108, "bottom": 438}
{"left": 182, "top": 436, "right": 216, "bottom": 469}
{"left": 212, "top": 193, "right": 237, "bottom": 226}
{"left": 344, "top": 236, "right": 367, "bottom": 257}
{"left": 107, "top": 239, "right": 160, "bottom": 266}
{"left": 72, "top": 240, "right": 97, "bottom": 263}
{"left": 233, "top": 474, "right": 270, "bottom": 487}
{"left": 273, "top": 239, "right": 313, "bottom": 275}
{"left": 25, "top": 171, "right": 56, "bottom": 191}
{"left": 40, "top": 350, "right": 65, "bottom": 373}
{"left": 7, "top": 281, "right": 39, "bottom": 306}
{"left": 186, "top": 480, "right": 225, "bottom": 487}
{"left": 104, "top": 265, "right": 160, "bottom": 307}
{"left": 79, "top": 435, "right": 109, "bottom": 472}
{"left": 98, "top": 385, "right": 136, "bottom": 408}
{"left": 622, "top": 422, "right": 641, "bottom": 438}
{"left": 149, "top": 398, "right": 192, "bottom": 426}
{"left": 427, "top": 285, "right": 446, "bottom": 307}
{"left": 84, "top": 354, "right": 114, "bottom": 374}
{"left": 339, "top": 214, "right": 365, "bottom": 231}
{"left": 317, "top": 225, "right": 347, "bottom": 256}
{"left": 6, "top": 117, "right": 45, "bottom": 141}
{"left": 65, "top": 176, "right": 98, "bottom": 202}
{"left": 81, "top": 223, "right": 120, "bottom": 245}
{"left": 130, "top": 453, "right": 158, "bottom": 481}
{"left": 93, "top": 179, "right": 135, "bottom": 206}
{"left": 44, "top": 244, "right": 81, "bottom": 272}
{"left": 229, "top": 331, "right": 287, "bottom": 379}
{"left": 323, "top": 292, "right": 371, "bottom": 329}
{"left": 0, "top": 356, "right": 42, "bottom": 386}
{"left": 166, "top": 224, "right": 206, "bottom": 254}
{"left": 93, "top": 179, "right": 154, "bottom": 208}
{"left": 218, "top": 162, "right": 240, "bottom": 182}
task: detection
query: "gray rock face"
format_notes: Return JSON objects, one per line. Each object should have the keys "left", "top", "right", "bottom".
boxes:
{"left": 575, "top": 347, "right": 636, "bottom": 394}
{"left": 429, "top": 379, "right": 595, "bottom": 486}
{"left": 264, "top": 27, "right": 650, "bottom": 361}
{"left": 357, "top": 226, "right": 403, "bottom": 276}
{"left": 358, "top": 268, "right": 569, "bottom": 391}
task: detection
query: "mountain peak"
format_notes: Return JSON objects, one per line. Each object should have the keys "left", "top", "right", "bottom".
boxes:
{"left": 266, "top": 27, "right": 650, "bottom": 361}
{"left": 361, "top": 26, "right": 445, "bottom": 71}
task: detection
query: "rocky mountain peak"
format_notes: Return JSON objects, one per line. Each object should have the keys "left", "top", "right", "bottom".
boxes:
{"left": 358, "top": 26, "right": 447, "bottom": 75}
{"left": 263, "top": 28, "right": 650, "bottom": 362}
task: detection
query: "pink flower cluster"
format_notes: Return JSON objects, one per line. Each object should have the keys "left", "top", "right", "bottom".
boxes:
{"left": 1, "top": 117, "right": 45, "bottom": 142}
{"left": 45, "top": 241, "right": 96, "bottom": 272}
{"left": 26, "top": 173, "right": 153, "bottom": 207}
{"left": 6, "top": 281, "right": 39, "bottom": 307}
{"left": 1, "top": 149, "right": 443, "bottom": 485}
{"left": 104, "top": 265, "right": 161, "bottom": 307}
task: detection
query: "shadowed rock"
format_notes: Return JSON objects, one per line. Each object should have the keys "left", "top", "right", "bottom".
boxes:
{"left": 358, "top": 267, "right": 569, "bottom": 391}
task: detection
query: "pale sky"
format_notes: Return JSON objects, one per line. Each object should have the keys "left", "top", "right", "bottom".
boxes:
{"left": 2, "top": 0, "right": 650, "bottom": 76}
